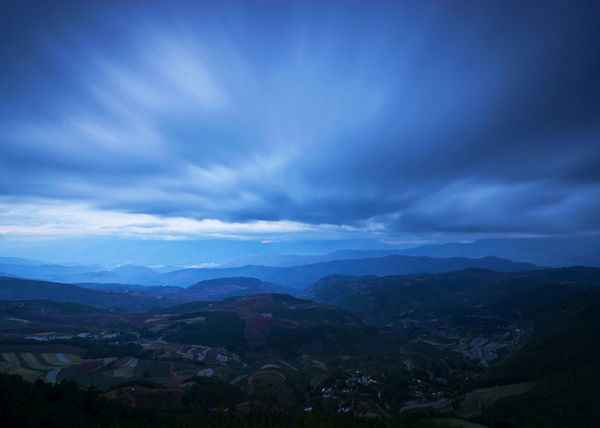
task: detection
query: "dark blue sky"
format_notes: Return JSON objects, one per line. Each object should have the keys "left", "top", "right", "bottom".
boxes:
{"left": 1, "top": 0, "right": 599, "bottom": 249}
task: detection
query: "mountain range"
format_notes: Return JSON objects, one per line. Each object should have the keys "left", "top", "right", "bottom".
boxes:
{"left": 224, "top": 236, "right": 600, "bottom": 268}
{"left": 1, "top": 253, "right": 599, "bottom": 427}
{"left": 0, "top": 254, "right": 542, "bottom": 289}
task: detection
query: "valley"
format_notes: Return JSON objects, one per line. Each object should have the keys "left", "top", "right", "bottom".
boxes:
{"left": 0, "top": 261, "right": 599, "bottom": 427}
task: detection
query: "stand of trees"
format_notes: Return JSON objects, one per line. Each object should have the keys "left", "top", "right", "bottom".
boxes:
{"left": 0, "top": 373, "right": 443, "bottom": 428}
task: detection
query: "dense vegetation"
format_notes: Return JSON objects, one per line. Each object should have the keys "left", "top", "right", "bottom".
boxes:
{"left": 0, "top": 374, "right": 167, "bottom": 428}
{"left": 0, "top": 372, "right": 446, "bottom": 428}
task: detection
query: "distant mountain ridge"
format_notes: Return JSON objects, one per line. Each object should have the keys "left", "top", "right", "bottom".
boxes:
{"left": 0, "top": 256, "right": 51, "bottom": 266}
{"left": 0, "top": 277, "right": 186, "bottom": 311}
{"left": 0, "top": 261, "right": 170, "bottom": 286}
{"left": 395, "top": 236, "right": 600, "bottom": 268}
{"left": 223, "top": 237, "right": 600, "bottom": 269}
{"left": 0, "top": 254, "right": 542, "bottom": 288}
{"left": 221, "top": 249, "right": 413, "bottom": 268}
{"left": 0, "top": 256, "right": 547, "bottom": 312}
{"left": 160, "top": 255, "right": 542, "bottom": 288}
{"left": 0, "top": 259, "right": 107, "bottom": 279}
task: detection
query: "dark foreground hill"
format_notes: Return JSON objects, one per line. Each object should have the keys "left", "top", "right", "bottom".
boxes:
{"left": 473, "top": 290, "right": 600, "bottom": 428}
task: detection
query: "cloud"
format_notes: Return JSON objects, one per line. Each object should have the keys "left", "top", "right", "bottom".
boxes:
{"left": 389, "top": 180, "right": 600, "bottom": 235}
{"left": 0, "top": 199, "right": 379, "bottom": 241}
{"left": 0, "top": 1, "right": 599, "bottom": 242}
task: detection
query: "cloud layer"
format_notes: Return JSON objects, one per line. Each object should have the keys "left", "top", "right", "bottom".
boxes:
{"left": 1, "top": 1, "right": 599, "bottom": 242}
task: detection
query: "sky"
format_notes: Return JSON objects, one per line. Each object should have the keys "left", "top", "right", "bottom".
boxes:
{"left": 1, "top": 0, "right": 600, "bottom": 262}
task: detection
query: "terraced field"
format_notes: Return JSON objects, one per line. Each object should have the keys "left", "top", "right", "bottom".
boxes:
{"left": 0, "top": 351, "right": 84, "bottom": 381}
{"left": 458, "top": 382, "right": 537, "bottom": 417}
{"left": 433, "top": 418, "right": 489, "bottom": 428}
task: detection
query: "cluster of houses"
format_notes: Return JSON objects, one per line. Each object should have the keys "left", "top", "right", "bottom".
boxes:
{"left": 321, "top": 370, "right": 378, "bottom": 400}
{"left": 26, "top": 331, "right": 119, "bottom": 341}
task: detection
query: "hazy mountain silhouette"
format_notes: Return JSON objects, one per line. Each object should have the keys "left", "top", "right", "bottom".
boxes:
{"left": 395, "top": 237, "right": 600, "bottom": 267}
{"left": 161, "top": 255, "right": 542, "bottom": 288}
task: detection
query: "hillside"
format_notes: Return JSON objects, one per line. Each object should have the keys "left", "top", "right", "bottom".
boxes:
{"left": 302, "top": 267, "right": 600, "bottom": 324}
{"left": 150, "top": 293, "right": 407, "bottom": 360}
{"left": 302, "top": 269, "right": 509, "bottom": 323}
{"left": 0, "top": 277, "right": 184, "bottom": 312}
{"left": 471, "top": 291, "right": 600, "bottom": 428}
{"left": 157, "top": 276, "right": 299, "bottom": 301}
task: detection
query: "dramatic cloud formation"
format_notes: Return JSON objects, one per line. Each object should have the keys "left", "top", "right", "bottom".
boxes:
{"left": 1, "top": 0, "right": 599, "bottom": 245}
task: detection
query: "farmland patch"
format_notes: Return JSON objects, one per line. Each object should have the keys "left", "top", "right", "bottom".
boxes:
{"left": 113, "top": 366, "right": 135, "bottom": 378}
{"left": 21, "top": 353, "right": 53, "bottom": 370}
{"left": 459, "top": 382, "right": 537, "bottom": 416}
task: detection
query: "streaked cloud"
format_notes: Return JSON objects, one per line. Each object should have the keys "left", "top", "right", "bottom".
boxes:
{"left": 0, "top": 0, "right": 599, "bottom": 245}
{"left": 0, "top": 199, "right": 379, "bottom": 240}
